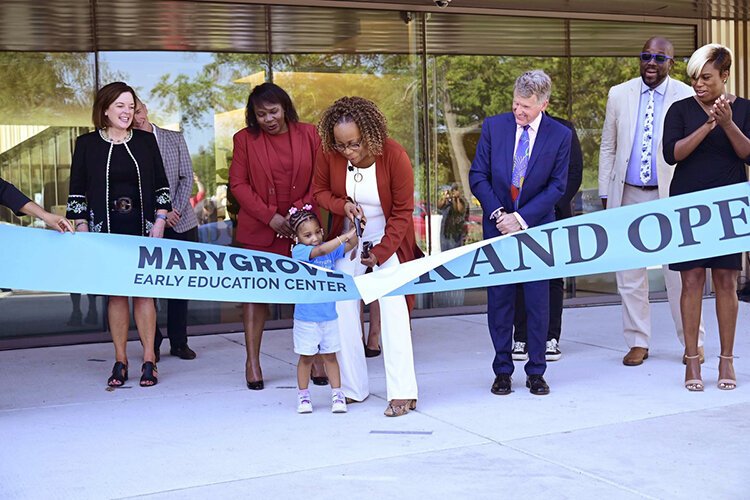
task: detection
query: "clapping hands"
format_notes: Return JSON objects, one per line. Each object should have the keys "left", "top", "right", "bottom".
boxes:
{"left": 711, "top": 94, "right": 732, "bottom": 128}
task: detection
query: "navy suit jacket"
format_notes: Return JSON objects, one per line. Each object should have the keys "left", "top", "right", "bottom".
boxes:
{"left": 0, "top": 177, "right": 31, "bottom": 215}
{"left": 469, "top": 112, "right": 571, "bottom": 238}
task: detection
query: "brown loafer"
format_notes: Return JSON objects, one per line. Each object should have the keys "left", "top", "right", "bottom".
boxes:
{"left": 682, "top": 346, "right": 705, "bottom": 365}
{"left": 623, "top": 347, "right": 649, "bottom": 366}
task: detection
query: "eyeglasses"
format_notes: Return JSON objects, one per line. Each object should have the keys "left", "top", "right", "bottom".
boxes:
{"left": 333, "top": 139, "right": 362, "bottom": 153}
{"left": 640, "top": 52, "right": 673, "bottom": 64}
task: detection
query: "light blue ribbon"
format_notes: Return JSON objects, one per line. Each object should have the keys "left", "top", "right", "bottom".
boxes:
{"left": 2, "top": 183, "right": 750, "bottom": 304}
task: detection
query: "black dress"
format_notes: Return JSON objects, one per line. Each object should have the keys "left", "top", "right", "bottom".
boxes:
{"left": 66, "top": 129, "right": 171, "bottom": 235}
{"left": 663, "top": 96, "right": 750, "bottom": 271}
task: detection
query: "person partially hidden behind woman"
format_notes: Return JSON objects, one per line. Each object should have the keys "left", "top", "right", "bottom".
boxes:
{"left": 66, "top": 82, "right": 172, "bottom": 387}
{"left": 229, "top": 83, "right": 325, "bottom": 390}
{"left": 313, "top": 96, "right": 422, "bottom": 417}
{"left": 0, "top": 177, "right": 73, "bottom": 232}
{"left": 663, "top": 43, "right": 750, "bottom": 392}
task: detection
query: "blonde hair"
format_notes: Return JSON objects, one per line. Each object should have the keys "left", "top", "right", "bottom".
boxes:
{"left": 687, "top": 43, "right": 733, "bottom": 79}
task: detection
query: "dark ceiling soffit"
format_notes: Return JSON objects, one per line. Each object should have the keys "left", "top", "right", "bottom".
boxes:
{"left": 195, "top": 0, "right": 746, "bottom": 21}
{"left": 0, "top": 0, "right": 704, "bottom": 53}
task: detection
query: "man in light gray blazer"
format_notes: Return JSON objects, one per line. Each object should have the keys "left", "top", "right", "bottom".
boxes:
{"left": 135, "top": 100, "right": 199, "bottom": 360}
{"left": 599, "top": 36, "right": 704, "bottom": 367}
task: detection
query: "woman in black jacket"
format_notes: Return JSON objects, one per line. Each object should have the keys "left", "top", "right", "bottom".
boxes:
{"left": 66, "top": 82, "right": 171, "bottom": 387}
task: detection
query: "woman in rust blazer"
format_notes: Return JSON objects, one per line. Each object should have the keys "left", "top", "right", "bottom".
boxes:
{"left": 314, "top": 96, "right": 422, "bottom": 417}
{"left": 229, "top": 83, "right": 322, "bottom": 390}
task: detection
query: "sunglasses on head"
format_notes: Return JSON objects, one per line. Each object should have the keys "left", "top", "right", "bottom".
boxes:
{"left": 640, "top": 52, "right": 673, "bottom": 64}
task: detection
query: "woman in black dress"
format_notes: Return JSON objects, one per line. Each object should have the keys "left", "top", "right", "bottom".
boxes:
{"left": 67, "top": 82, "right": 172, "bottom": 387}
{"left": 663, "top": 44, "right": 750, "bottom": 392}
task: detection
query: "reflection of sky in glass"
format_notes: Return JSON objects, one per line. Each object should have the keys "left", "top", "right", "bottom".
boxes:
{"left": 99, "top": 52, "right": 214, "bottom": 153}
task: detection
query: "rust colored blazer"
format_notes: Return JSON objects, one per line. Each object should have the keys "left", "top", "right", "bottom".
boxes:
{"left": 313, "top": 137, "right": 423, "bottom": 281}
{"left": 229, "top": 122, "right": 321, "bottom": 247}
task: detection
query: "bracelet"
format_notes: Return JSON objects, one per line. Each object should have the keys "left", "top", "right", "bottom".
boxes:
{"left": 336, "top": 236, "right": 344, "bottom": 245}
{"left": 156, "top": 213, "right": 167, "bottom": 221}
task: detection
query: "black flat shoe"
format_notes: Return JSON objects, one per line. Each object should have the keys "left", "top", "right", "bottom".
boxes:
{"left": 491, "top": 374, "right": 512, "bottom": 395}
{"left": 526, "top": 375, "right": 550, "bottom": 395}
{"left": 170, "top": 345, "right": 197, "bottom": 360}
{"left": 311, "top": 376, "right": 329, "bottom": 386}
{"left": 246, "top": 380, "right": 264, "bottom": 390}
{"left": 364, "top": 346, "right": 381, "bottom": 358}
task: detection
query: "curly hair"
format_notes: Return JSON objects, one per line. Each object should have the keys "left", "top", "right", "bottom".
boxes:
{"left": 317, "top": 96, "right": 388, "bottom": 157}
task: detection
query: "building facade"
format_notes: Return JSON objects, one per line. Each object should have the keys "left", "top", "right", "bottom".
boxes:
{"left": 0, "top": 0, "right": 747, "bottom": 347}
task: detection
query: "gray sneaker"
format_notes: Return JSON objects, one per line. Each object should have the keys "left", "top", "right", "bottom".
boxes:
{"left": 545, "top": 339, "right": 562, "bottom": 361}
{"left": 512, "top": 341, "right": 528, "bottom": 361}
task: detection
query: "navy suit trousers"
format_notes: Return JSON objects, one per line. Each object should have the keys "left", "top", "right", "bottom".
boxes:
{"left": 488, "top": 279, "right": 549, "bottom": 376}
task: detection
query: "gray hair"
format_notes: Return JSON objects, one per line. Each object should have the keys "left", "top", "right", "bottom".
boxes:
{"left": 514, "top": 70, "right": 552, "bottom": 103}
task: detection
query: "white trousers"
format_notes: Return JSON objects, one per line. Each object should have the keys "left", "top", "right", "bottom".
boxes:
{"left": 334, "top": 252, "right": 418, "bottom": 401}
{"left": 616, "top": 185, "right": 705, "bottom": 348}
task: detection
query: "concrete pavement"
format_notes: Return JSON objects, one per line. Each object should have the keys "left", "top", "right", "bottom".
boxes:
{"left": 1, "top": 300, "right": 747, "bottom": 499}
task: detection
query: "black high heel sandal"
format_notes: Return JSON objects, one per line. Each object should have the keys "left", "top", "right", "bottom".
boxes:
{"left": 107, "top": 361, "right": 128, "bottom": 387}
{"left": 364, "top": 345, "right": 381, "bottom": 358}
{"left": 139, "top": 362, "right": 158, "bottom": 387}
{"left": 246, "top": 380, "right": 264, "bottom": 390}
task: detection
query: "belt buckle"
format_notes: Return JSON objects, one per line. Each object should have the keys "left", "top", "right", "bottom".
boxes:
{"left": 113, "top": 197, "right": 133, "bottom": 213}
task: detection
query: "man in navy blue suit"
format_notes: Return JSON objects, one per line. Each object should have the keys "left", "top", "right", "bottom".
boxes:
{"left": 469, "top": 70, "right": 571, "bottom": 396}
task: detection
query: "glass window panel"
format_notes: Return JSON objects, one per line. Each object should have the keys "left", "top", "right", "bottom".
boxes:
{"left": 270, "top": 51, "right": 426, "bottom": 309}
{"left": 0, "top": 52, "right": 95, "bottom": 338}
{"left": 99, "top": 50, "right": 267, "bottom": 325}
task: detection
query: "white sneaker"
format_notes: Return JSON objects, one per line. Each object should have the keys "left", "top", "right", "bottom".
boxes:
{"left": 331, "top": 391, "right": 347, "bottom": 413}
{"left": 545, "top": 339, "right": 562, "bottom": 361}
{"left": 512, "top": 341, "right": 528, "bottom": 361}
{"left": 297, "top": 392, "right": 313, "bottom": 413}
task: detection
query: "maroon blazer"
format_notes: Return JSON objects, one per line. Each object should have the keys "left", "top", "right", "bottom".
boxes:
{"left": 313, "top": 138, "right": 423, "bottom": 308}
{"left": 229, "top": 122, "right": 321, "bottom": 247}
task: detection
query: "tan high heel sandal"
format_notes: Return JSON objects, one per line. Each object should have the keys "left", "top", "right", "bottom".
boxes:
{"left": 684, "top": 354, "right": 704, "bottom": 392}
{"left": 384, "top": 399, "right": 417, "bottom": 417}
{"left": 718, "top": 355, "right": 737, "bottom": 390}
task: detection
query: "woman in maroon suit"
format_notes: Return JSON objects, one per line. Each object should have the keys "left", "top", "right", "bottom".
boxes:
{"left": 229, "top": 83, "right": 322, "bottom": 390}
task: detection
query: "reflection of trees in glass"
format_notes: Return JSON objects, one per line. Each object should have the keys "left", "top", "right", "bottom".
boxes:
{"left": 148, "top": 52, "right": 423, "bottom": 190}
{"left": 275, "top": 54, "right": 420, "bottom": 154}
{"left": 432, "top": 56, "right": 566, "bottom": 201}
{"left": 150, "top": 54, "right": 267, "bottom": 130}
{"left": 193, "top": 142, "right": 217, "bottom": 196}
{"left": 0, "top": 52, "right": 96, "bottom": 126}
{"left": 434, "top": 55, "right": 690, "bottom": 195}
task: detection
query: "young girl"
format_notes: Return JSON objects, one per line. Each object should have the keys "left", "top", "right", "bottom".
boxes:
{"left": 289, "top": 205, "right": 359, "bottom": 413}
